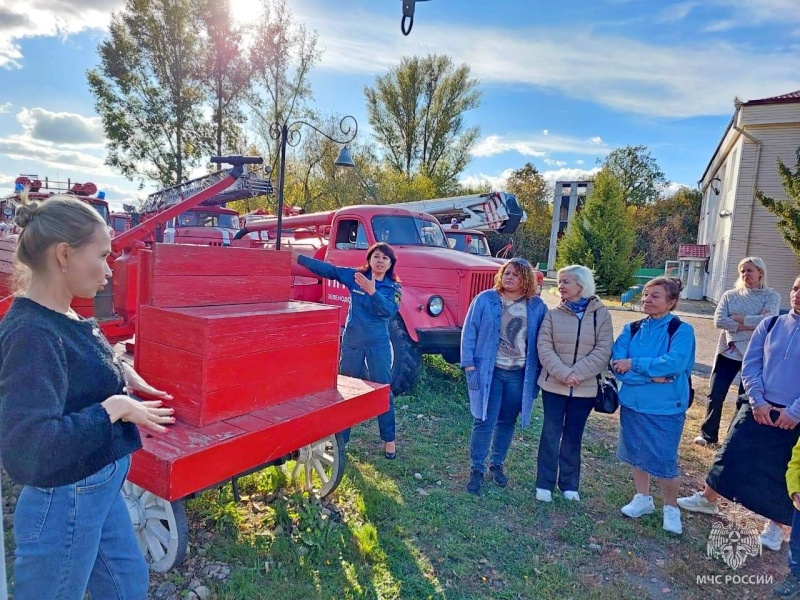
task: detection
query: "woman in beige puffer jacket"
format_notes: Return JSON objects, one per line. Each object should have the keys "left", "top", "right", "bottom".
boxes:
{"left": 534, "top": 265, "right": 613, "bottom": 503}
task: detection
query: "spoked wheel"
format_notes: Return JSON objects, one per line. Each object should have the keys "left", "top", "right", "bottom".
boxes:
{"left": 123, "top": 481, "right": 188, "bottom": 573}
{"left": 291, "top": 433, "right": 346, "bottom": 498}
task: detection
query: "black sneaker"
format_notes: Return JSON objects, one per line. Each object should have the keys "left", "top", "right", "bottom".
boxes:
{"left": 489, "top": 464, "right": 508, "bottom": 487}
{"left": 466, "top": 470, "right": 484, "bottom": 495}
{"left": 774, "top": 574, "right": 800, "bottom": 598}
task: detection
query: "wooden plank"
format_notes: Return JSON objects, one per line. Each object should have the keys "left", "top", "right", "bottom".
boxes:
{"left": 152, "top": 244, "right": 290, "bottom": 277}
{"left": 162, "top": 381, "right": 389, "bottom": 500}
{"left": 137, "top": 302, "right": 339, "bottom": 358}
{"left": 150, "top": 274, "right": 291, "bottom": 308}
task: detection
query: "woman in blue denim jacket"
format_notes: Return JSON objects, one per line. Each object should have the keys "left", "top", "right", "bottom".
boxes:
{"left": 461, "top": 258, "right": 547, "bottom": 495}
{"left": 611, "top": 277, "right": 695, "bottom": 536}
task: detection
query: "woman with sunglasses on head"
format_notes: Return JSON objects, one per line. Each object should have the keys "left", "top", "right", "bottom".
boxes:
{"left": 461, "top": 258, "right": 547, "bottom": 495}
{"left": 292, "top": 242, "right": 402, "bottom": 459}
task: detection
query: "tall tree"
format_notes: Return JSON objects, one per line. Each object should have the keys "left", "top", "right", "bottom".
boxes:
{"left": 197, "top": 0, "right": 252, "bottom": 158}
{"left": 603, "top": 145, "right": 667, "bottom": 208}
{"left": 489, "top": 162, "right": 552, "bottom": 263}
{"left": 364, "top": 54, "right": 482, "bottom": 189}
{"left": 632, "top": 187, "right": 702, "bottom": 267}
{"left": 557, "top": 168, "right": 640, "bottom": 295}
{"left": 248, "top": 0, "right": 320, "bottom": 167}
{"left": 757, "top": 147, "right": 800, "bottom": 257}
{"left": 87, "top": 0, "right": 210, "bottom": 187}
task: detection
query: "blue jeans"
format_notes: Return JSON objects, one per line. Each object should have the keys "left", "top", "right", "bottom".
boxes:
{"left": 339, "top": 339, "right": 395, "bottom": 443}
{"left": 790, "top": 508, "right": 800, "bottom": 578}
{"left": 469, "top": 367, "right": 524, "bottom": 473}
{"left": 13, "top": 455, "right": 148, "bottom": 600}
{"left": 536, "top": 390, "right": 594, "bottom": 492}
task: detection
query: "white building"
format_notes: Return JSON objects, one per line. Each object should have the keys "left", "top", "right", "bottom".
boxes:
{"left": 697, "top": 90, "right": 800, "bottom": 309}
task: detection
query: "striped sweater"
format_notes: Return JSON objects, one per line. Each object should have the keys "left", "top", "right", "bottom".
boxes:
{"left": 714, "top": 287, "right": 781, "bottom": 359}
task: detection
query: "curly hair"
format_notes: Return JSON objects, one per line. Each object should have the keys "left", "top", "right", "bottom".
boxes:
{"left": 493, "top": 258, "right": 537, "bottom": 299}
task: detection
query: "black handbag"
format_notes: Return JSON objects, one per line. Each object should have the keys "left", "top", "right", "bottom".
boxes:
{"left": 594, "top": 372, "right": 619, "bottom": 414}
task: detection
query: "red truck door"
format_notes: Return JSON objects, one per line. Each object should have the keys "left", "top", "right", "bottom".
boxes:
{"left": 322, "top": 217, "right": 372, "bottom": 328}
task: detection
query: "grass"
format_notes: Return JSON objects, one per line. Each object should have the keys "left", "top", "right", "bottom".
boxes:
{"left": 3, "top": 357, "right": 788, "bottom": 599}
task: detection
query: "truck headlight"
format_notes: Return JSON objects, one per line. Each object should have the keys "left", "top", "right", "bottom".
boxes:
{"left": 427, "top": 296, "right": 444, "bottom": 316}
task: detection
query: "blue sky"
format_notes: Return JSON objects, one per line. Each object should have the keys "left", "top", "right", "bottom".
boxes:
{"left": 0, "top": 0, "right": 798, "bottom": 209}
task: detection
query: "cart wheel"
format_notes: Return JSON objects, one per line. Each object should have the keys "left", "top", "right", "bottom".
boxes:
{"left": 291, "top": 433, "right": 346, "bottom": 498}
{"left": 123, "top": 481, "right": 188, "bottom": 573}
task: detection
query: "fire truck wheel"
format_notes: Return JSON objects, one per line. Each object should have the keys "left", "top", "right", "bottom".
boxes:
{"left": 389, "top": 316, "right": 422, "bottom": 397}
{"left": 291, "top": 432, "right": 346, "bottom": 498}
{"left": 123, "top": 481, "right": 189, "bottom": 573}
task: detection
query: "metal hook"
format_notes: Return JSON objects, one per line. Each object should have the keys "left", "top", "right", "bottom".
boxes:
{"left": 402, "top": 0, "right": 415, "bottom": 35}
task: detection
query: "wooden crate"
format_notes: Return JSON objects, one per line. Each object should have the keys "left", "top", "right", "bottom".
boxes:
{"left": 136, "top": 301, "right": 340, "bottom": 426}
{"left": 128, "top": 375, "right": 389, "bottom": 501}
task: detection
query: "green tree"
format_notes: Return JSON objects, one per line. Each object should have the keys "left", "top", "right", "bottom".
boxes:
{"left": 87, "top": 0, "right": 210, "bottom": 187}
{"left": 364, "top": 54, "right": 482, "bottom": 189}
{"left": 603, "top": 145, "right": 667, "bottom": 208}
{"left": 489, "top": 162, "right": 552, "bottom": 263}
{"left": 198, "top": 0, "right": 252, "bottom": 157}
{"left": 248, "top": 0, "right": 320, "bottom": 167}
{"left": 557, "top": 168, "right": 640, "bottom": 295}
{"left": 632, "top": 187, "right": 702, "bottom": 267}
{"left": 757, "top": 147, "right": 800, "bottom": 257}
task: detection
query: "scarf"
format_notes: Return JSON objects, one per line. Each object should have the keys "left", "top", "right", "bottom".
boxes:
{"left": 564, "top": 297, "right": 591, "bottom": 315}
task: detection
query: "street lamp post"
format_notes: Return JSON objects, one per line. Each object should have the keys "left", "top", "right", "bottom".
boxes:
{"left": 270, "top": 116, "right": 358, "bottom": 250}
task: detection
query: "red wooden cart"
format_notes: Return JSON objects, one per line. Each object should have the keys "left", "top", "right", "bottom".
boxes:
{"left": 119, "top": 243, "right": 389, "bottom": 573}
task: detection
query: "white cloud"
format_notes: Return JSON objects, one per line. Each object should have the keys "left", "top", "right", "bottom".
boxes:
{"left": 704, "top": 20, "right": 736, "bottom": 32}
{"left": 576, "top": 160, "right": 585, "bottom": 165}
{"left": 459, "top": 166, "right": 601, "bottom": 192}
{"left": 542, "top": 129, "right": 549, "bottom": 136}
{"left": 662, "top": 182, "right": 693, "bottom": 197}
{"left": 0, "top": 0, "right": 122, "bottom": 68}
{"left": 0, "top": 173, "right": 15, "bottom": 186}
{"left": 544, "top": 158, "right": 567, "bottom": 167}
{"left": 0, "top": 135, "right": 112, "bottom": 177}
{"left": 17, "top": 107, "right": 104, "bottom": 145}
{"left": 471, "top": 133, "right": 610, "bottom": 159}
{"left": 298, "top": 5, "right": 800, "bottom": 118}
{"left": 0, "top": 102, "right": 12, "bottom": 114}
{"left": 658, "top": 1, "right": 699, "bottom": 22}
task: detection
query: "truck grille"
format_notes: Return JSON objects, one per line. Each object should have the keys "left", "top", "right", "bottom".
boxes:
{"left": 469, "top": 272, "right": 495, "bottom": 300}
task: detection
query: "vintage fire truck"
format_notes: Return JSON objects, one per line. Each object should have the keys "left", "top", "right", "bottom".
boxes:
{"left": 231, "top": 192, "right": 525, "bottom": 395}
{"left": 134, "top": 169, "right": 273, "bottom": 247}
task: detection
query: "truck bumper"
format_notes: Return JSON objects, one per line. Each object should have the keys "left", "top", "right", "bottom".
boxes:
{"left": 416, "top": 327, "right": 462, "bottom": 363}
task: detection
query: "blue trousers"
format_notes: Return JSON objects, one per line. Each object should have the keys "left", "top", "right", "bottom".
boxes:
{"left": 469, "top": 367, "right": 524, "bottom": 473}
{"left": 790, "top": 508, "right": 800, "bottom": 577}
{"left": 536, "top": 390, "right": 594, "bottom": 492}
{"left": 339, "top": 339, "right": 395, "bottom": 443}
{"left": 12, "top": 454, "right": 148, "bottom": 600}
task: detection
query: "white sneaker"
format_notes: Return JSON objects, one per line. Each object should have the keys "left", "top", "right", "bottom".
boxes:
{"left": 562, "top": 491, "right": 580, "bottom": 501}
{"left": 693, "top": 435, "right": 708, "bottom": 447}
{"left": 536, "top": 488, "right": 552, "bottom": 503}
{"left": 621, "top": 493, "right": 655, "bottom": 518}
{"left": 677, "top": 492, "right": 720, "bottom": 515}
{"left": 759, "top": 520, "right": 784, "bottom": 551}
{"left": 663, "top": 505, "right": 682, "bottom": 534}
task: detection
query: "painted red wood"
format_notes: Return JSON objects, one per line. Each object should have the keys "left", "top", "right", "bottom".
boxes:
{"left": 127, "top": 376, "right": 389, "bottom": 501}
{"left": 137, "top": 301, "right": 339, "bottom": 358}
{"left": 149, "top": 274, "right": 291, "bottom": 308}
{"left": 149, "top": 244, "right": 290, "bottom": 277}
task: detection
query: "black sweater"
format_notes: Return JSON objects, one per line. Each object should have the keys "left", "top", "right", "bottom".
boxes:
{"left": 0, "top": 297, "right": 141, "bottom": 487}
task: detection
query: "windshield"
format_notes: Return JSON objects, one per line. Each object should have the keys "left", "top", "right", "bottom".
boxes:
{"left": 447, "top": 232, "right": 491, "bottom": 256}
{"left": 371, "top": 216, "right": 448, "bottom": 248}
{"left": 177, "top": 211, "right": 239, "bottom": 229}
{"left": 90, "top": 203, "right": 109, "bottom": 224}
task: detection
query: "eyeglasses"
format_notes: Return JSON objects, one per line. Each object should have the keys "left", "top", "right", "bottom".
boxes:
{"left": 508, "top": 258, "right": 531, "bottom": 267}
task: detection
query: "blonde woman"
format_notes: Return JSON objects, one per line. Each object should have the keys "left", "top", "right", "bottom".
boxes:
{"left": 535, "top": 265, "right": 613, "bottom": 502}
{"left": 695, "top": 257, "right": 780, "bottom": 446}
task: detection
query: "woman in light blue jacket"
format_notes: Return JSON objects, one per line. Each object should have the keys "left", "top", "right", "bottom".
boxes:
{"left": 611, "top": 277, "right": 696, "bottom": 535}
{"left": 461, "top": 258, "right": 547, "bottom": 496}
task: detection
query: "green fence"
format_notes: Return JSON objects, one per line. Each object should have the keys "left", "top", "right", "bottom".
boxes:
{"left": 634, "top": 268, "right": 664, "bottom": 285}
